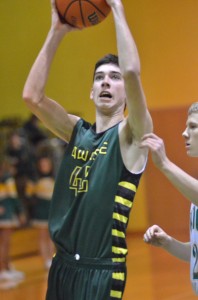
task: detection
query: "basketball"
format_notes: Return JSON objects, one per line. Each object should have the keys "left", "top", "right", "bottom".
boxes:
{"left": 55, "top": 0, "right": 111, "bottom": 29}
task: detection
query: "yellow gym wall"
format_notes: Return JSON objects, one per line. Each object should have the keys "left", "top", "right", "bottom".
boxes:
{"left": 1, "top": 0, "right": 198, "bottom": 232}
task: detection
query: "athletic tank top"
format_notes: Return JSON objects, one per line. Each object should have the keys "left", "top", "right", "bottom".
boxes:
{"left": 190, "top": 204, "right": 198, "bottom": 294}
{"left": 49, "top": 119, "right": 143, "bottom": 260}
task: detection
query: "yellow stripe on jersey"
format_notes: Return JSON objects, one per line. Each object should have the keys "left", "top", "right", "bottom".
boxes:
{"left": 113, "top": 213, "right": 128, "bottom": 224}
{"left": 110, "top": 290, "right": 122, "bottom": 298}
{"left": 112, "top": 229, "right": 125, "bottom": 238}
{"left": 115, "top": 195, "right": 133, "bottom": 208}
{"left": 112, "top": 272, "right": 125, "bottom": 281}
{"left": 118, "top": 181, "right": 136, "bottom": 192}
{"left": 112, "top": 246, "right": 128, "bottom": 255}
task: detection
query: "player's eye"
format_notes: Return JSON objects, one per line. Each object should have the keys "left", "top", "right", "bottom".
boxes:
{"left": 189, "top": 124, "right": 197, "bottom": 130}
{"left": 111, "top": 73, "right": 121, "bottom": 80}
{"left": 94, "top": 75, "right": 103, "bottom": 81}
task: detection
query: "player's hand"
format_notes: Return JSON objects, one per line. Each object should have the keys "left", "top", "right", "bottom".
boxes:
{"left": 51, "top": 0, "right": 78, "bottom": 32}
{"left": 139, "top": 133, "right": 169, "bottom": 170}
{"left": 105, "top": 0, "right": 122, "bottom": 8}
{"left": 143, "top": 225, "right": 170, "bottom": 247}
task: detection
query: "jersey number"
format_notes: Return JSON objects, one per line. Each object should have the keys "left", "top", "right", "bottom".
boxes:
{"left": 69, "top": 166, "right": 90, "bottom": 196}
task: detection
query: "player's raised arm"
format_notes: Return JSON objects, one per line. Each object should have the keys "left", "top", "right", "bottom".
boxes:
{"left": 22, "top": 0, "right": 79, "bottom": 142}
{"left": 140, "top": 133, "right": 198, "bottom": 206}
{"left": 107, "top": 0, "right": 153, "bottom": 139}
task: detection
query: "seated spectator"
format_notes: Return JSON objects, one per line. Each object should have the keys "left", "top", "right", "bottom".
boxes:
{"left": 23, "top": 114, "right": 48, "bottom": 148}
{"left": 5, "top": 130, "right": 36, "bottom": 203}
{"left": 25, "top": 155, "right": 55, "bottom": 270}
{"left": 0, "top": 156, "right": 26, "bottom": 287}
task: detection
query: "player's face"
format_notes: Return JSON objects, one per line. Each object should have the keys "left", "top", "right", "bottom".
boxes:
{"left": 90, "top": 64, "right": 126, "bottom": 112}
{"left": 38, "top": 158, "right": 52, "bottom": 174}
{"left": 182, "top": 112, "right": 198, "bottom": 157}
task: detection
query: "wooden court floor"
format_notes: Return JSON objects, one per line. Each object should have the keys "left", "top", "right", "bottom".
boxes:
{"left": 0, "top": 233, "right": 196, "bottom": 300}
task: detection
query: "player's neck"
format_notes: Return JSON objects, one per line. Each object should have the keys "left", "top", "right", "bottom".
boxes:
{"left": 95, "top": 113, "right": 124, "bottom": 133}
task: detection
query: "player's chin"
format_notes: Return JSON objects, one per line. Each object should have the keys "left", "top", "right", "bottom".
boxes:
{"left": 187, "top": 150, "right": 198, "bottom": 157}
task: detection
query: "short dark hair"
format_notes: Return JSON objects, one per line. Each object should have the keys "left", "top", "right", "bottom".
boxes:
{"left": 93, "top": 54, "right": 119, "bottom": 78}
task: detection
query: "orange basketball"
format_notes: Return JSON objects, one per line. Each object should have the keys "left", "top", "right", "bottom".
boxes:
{"left": 55, "top": 0, "right": 111, "bottom": 29}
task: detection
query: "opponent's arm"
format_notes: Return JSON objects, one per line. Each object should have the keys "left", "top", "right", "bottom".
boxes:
{"left": 22, "top": 0, "right": 80, "bottom": 142}
{"left": 140, "top": 133, "right": 198, "bottom": 206}
{"left": 143, "top": 224, "right": 191, "bottom": 262}
{"left": 106, "top": 0, "right": 153, "bottom": 139}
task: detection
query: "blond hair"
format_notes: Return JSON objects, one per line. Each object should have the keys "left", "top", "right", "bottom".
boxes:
{"left": 188, "top": 102, "right": 198, "bottom": 115}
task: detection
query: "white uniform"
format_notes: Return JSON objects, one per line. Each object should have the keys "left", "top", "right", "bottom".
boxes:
{"left": 190, "top": 204, "right": 198, "bottom": 294}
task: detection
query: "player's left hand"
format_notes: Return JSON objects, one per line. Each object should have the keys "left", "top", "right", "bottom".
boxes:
{"left": 139, "top": 133, "right": 168, "bottom": 170}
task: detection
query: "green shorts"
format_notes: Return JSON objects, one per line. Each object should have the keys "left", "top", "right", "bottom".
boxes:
{"left": 0, "top": 198, "right": 20, "bottom": 227}
{"left": 46, "top": 251, "right": 126, "bottom": 300}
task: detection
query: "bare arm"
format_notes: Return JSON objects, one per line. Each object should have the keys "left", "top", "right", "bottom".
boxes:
{"left": 106, "top": 0, "right": 153, "bottom": 139}
{"left": 140, "top": 133, "right": 198, "bottom": 206}
{"left": 143, "top": 224, "right": 191, "bottom": 262}
{"left": 22, "top": 0, "right": 80, "bottom": 142}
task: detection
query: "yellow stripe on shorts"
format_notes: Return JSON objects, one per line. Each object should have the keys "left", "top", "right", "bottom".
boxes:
{"left": 110, "top": 290, "right": 122, "bottom": 298}
{"left": 112, "top": 246, "right": 128, "bottom": 255}
{"left": 112, "top": 272, "right": 125, "bottom": 281}
{"left": 112, "top": 257, "right": 126, "bottom": 263}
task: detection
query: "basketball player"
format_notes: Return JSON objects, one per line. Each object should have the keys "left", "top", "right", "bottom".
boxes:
{"left": 141, "top": 102, "right": 198, "bottom": 295}
{"left": 23, "top": 0, "right": 153, "bottom": 299}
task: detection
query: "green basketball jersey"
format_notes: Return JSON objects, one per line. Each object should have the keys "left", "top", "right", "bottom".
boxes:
{"left": 49, "top": 119, "right": 143, "bottom": 261}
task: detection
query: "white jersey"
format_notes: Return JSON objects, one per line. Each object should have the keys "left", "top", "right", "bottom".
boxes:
{"left": 190, "top": 203, "right": 198, "bottom": 294}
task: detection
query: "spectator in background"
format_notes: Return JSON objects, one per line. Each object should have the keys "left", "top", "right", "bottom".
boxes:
{"left": 23, "top": 114, "right": 48, "bottom": 148}
{"left": 5, "top": 130, "right": 35, "bottom": 203}
{"left": 25, "top": 155, "right": 55, "bottom": 270}
{"left": 22, "top": 114, "right": 65, "bottom": 176}
{"left": 0, "top": 156, "right": 26, "bottom": 288}
{"left": 36, "top": 137, "right": 67, "bottom": 177}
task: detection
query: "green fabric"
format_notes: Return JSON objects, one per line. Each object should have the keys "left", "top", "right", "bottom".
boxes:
{"left": 46, "top": 253, "right": 126, "bottom": 300}
{"left": 47, "top": 118, "right": 143, "bottom": 299}
{"left": 49, "top": 119, "right": 126, "bottom": 257}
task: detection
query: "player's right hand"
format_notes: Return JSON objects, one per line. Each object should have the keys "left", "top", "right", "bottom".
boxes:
{"left": 51, "top": 0, "right": 79, "bottom": 32}
{"left": 143, "top": 224, "right": 170, "bottom": 247}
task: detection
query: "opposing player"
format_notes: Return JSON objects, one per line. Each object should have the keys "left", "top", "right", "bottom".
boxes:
{"left": 23, "top": 0, "right": 153, "bottom": 299}
{"left": 141, "top": 102, "right": 198, "bottom": 295}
